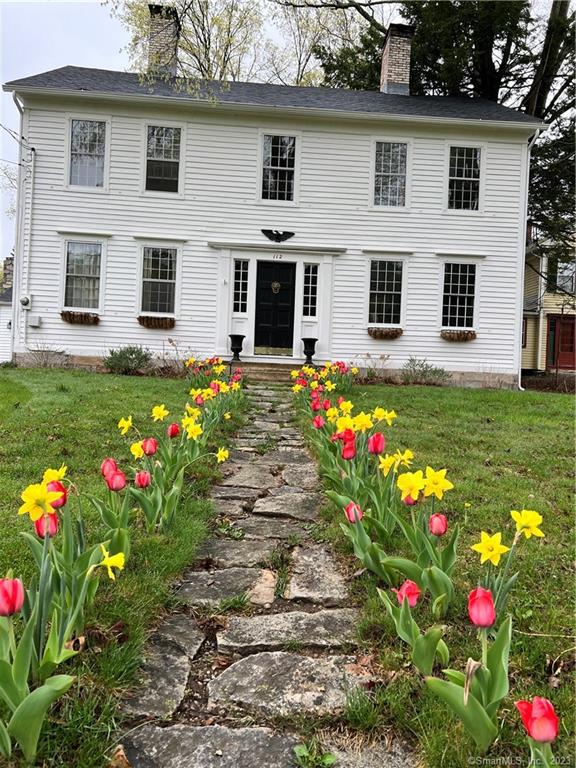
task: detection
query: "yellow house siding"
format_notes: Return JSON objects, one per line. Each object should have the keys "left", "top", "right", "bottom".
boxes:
{"left": 521, "top": 315, "right": 538, "bottom": 369}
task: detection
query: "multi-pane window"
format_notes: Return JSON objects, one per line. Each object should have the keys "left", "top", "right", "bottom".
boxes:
{"left": 374, "top": 142, "right": 407, "bottom": 206}
{"left": 368, "top": 260, "right": 403, "bottom": 325}
{"left": 448, "top": 146, "right": 481, "bottom": 210}
{"left": 141, "top": 247, "right": 177, "bottom": 314}
{"left": 442, "top": 263, "right": 476, "bottom": 328}
{"left": 146, "top": 126, "right": 181, "bottom": 192}
{"left": 69, "top": 120, "right": 106, "bottom": 187}
{"left": 233, "top": 260, "right": 249, "bottom": 313}
{"left": 303, "top": 264, "right": 318, "bottom": 317}
{"left": 262, "top": 135, "right": 296, "bottom": 201}
{"left": 64, "top": 241, "right": 102, "bottom": 309}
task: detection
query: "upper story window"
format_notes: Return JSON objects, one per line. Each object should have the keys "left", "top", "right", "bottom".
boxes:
{"left": 547, "top": 258, "right": 576, "bottom": 294}
{"left": 369, "top": 260, "right": 403, "bottom": 325}
{"left": 374, "top": 142, "right": 407, "bottom": 207}
{"left": 448, "top": 146, "right": 480, "bottom": 210}
{"left": 64, "top": 241, "right": 102, "bottom": 310}
{"left": 262, "top": 134, "right": 296, "bottom": 201}
{"left": 303, "top": 264, "right": 318, "bottom": 317}
{"left": 146, "top": 126, "right": 181, "bottom": 193}
{"left": 70, "top": 120, "right": 106, "bottom": 187}
{"left": 233, "top": 259, "right": 249, "bottom": 313}
{"left": 142, "top": 246, "right": 177, "bottom": 314}
{"left": 442, "top": 262, "right": 476, "bottom": 327}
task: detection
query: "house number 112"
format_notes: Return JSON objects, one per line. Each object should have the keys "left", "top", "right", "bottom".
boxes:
{"left": 272, "top": 253, "right": 283, "bottom": 260}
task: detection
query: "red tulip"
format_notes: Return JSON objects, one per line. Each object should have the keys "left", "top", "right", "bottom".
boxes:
{"left": 101, "top": 457, "right": 117, "bottom": 478}
{"left": 106, "top": 470, "right": 127, "bottom": 492}
{"left": 195, "top": 395, "right": 204, "bottom": 406}
{"left": 0, "top": 578, "right": 25, "bottom": 616}
{"left": 34, "top": 514, "right": 59, "bottom": 538}
{"left": 402, "top": 495, "right": 418, "bottom": 506}
{"left": 342, "top": 440, "right": 356, "bottom": 460}
{"left": 46, "top": 480, "right": 67, "bottom": 509}
{"left": 392, "top": 579, "right": 421, "bottom": 608}
{"left": 337, "top": 396, "right": 345, "bottom": 405}
{"left": 312, "top": 415, "right": 325, "bottom": 429}
{"left": 368, "top": 432, "right": 385, "bottom": 455}
{"left": 515, "top": 697, "right": 559, "bottom": 743}
{"left": 142, "top": 437, "right": 158, "bottom": 456}
{"left": 468, "top": 587, "right": 496, "bottom": 628}
{"left": 311, "top": 400, "right": 321, "bottom": 412}
{"left": 429, "top": 513, "right": 448, "bottom": 536}
{"left": 345, "top": 502, "right": 363, "bottom": 523}
{"left": 210, "top": 381, "right": 221, "bottom": 393}
{"left": 310, "top": 390, "right": 320, "bottom": 400}
{"left": 322, "top": 399, "right": 331, "bottom": 411}
{"left": 135, "top": 470, "right": 151, "bottom": 488}
{"left": 167, "top": 422, "right": 180, "bottom": 438}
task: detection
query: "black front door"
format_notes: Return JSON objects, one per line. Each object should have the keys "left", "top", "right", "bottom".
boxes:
{"left": 254, "top": 261, "right": 296, "bottom": 355}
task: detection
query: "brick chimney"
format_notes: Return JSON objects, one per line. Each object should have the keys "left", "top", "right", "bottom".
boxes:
{"left": 2, "top": 255, "right": 13, "bottom": 289}
{"left": 380, "top": 23, "right": 414, "bottom": 95}
{"left": 147, "top": 4, "right": 180, "bottom": 77}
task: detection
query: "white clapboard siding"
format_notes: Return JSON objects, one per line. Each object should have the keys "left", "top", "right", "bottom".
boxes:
{"left": 13, "top": 97, "right": 530, "bottom": 376}
{"left": 0, "top": 305, "right": 12, "bottom": 362}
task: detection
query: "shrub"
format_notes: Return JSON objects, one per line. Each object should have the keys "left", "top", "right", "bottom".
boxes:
{"left": 400, "top": 357, "right": 451, "bottom": 386}
{"left": 103, "top": 345, "right": 152, "bottom": 375}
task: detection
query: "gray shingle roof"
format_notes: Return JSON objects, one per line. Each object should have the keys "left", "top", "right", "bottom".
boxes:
{"left": 4, "top": 65, "right": 542, "bottom": 126}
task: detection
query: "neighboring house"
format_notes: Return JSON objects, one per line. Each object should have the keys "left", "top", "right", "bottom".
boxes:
{"left": 3, "top": 9, "right": 544, "bottom": 386}
{"left": 522, "top": 225, "right": 576, "bottom": 372}
{"left": 0, "top": 255, "right": 13, "bottom": 363}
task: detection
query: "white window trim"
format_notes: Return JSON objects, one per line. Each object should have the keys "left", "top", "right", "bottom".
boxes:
{"left": 140, "top": 119, "right": 186, "bottom": 198}
{"left": 59, "top": 235, "right": 107, "bottom": 314}
{"left": 64, "top": 114, "right": 111, "bottom": 193}
{"left": 257, "top": 129, "right": 301, "bottom": 207}
{"left": 231, "top": 258, "right": 250, "bottom": 317}
{"left": 365, "top": 253, "right": 410, "bottom": 329}
{"left": 136, "top": 241, "right": 183, "bottom": 318}
{"left": 437, "top": 255, "right": 482, "bottom": 331}
{"left": 302, "top": 262, "right": 319, "bottom": 319}
{"left": 369, "top": 137, "right": 413, "bottom": 210}
{"left": 443, "top": 141, "right": 486, "bottom": 215}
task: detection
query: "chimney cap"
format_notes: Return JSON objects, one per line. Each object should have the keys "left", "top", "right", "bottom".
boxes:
{"left": 148, "top": 3, "right": 180, "bottom": 26}
{"left": 384, "top": 23, "right": 415, "bottom": 42}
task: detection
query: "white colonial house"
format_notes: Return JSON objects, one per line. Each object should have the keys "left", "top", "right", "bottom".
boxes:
{"left": 3, "top": 11, "right": 544, "bottom": 385}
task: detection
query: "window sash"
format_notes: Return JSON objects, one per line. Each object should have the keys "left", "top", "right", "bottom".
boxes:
{"left": 374, "top": 142, "right": 407, "bottom": 207}
{"left": 262, "top": 135, "right": 296, "bottom": 201}
{"left": 146, "top": 126, "right": 181, "bottom": 192}
{"left": 70, "top": 120, "right": 106, "bottom": 187}
{"left": 442, "top": 263, "right": 476, "bottom": 328}
{"left": 64, "top": 241, "right": 102, "bottom": 309}
{"left": 303, "top": 264, "right": 318, "bottom": 317}
{"left": 368, "top": 260, "right": 403, "bottom": 325}
{"left": 233, "top": 260, "right": 249, "bottom": 313}
{"left": 141, "top": 247, "right": 177, "bottom": 314}
{"left": 448, "top": 146, "right": 480, "bottom": 210}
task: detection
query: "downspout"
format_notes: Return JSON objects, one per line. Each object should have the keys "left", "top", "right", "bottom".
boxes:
{"left": 10, "top": 92, "right": 24, "bottom": 358}
{"left": 517, "top": 128, "right": 542, "bottom": 391}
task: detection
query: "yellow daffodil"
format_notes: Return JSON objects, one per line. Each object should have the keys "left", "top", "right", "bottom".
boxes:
{"left": 292, "top": 384, "right": 303, "bottom": 393}
{"left": 224, "top": 412, "right": 231, "bottom": 420}
{"left": 42, "top": 464, "right": 67, "bottom": 484}
{"left": 213, "top": 364, "right": 226, "bottom": 375}
{"left": 397, "top": 470, "right": 425, "bottom": 502}
{"left": 373, "top": 407, "right": 386, "bottom": 422}
{"left": 326, "top": 407, "right": 339, "bottom": 423}
{"left": 423, "top": 466, "right": 454, "bottom": 500}
{"left": 231, "top": 382, "right": 241, "bottom": 391}
{"left": 511, "top": 509, "right": 544, "bottom": 539}
{"left": 325, "top": 380, "right": 336, "bottom": 392}
{"left": 184, "top": 404, "right": 201, "bottom": 419}
{"left": 19, "top": 483, "right": 63, "bottom": 521}
{"left": 378, "top": 454, "right": 397, "bottom": 477}
{"left": 189, "top": 388, "right": 202, "bottom": 398}
{"left": 184, "top": 357, "right": 196, "bottom": 367}
{"left": 352, "top": 411, "right": 374, "bottom": 433}
{"left": 310, "top": 381, "right": 319, "bottom": 391}
{"left": 98, "top": 544, "right": 125, "bottom": 581}
{"left": 471, "top": 531, "right": 510, "bottom": 566}
{"left": 202, "top": 388, "right": 216, "bottom": 401}
{"left": 117, "top": 416, "right": 132, "bottom": 435}
{"left": 219, "top": 382, "right": 230, "bottom": 394}
{"left": 382, "top": 409, "right": 397, "bottom": 426}
{"left": 186, "top": 423, "right": 203, "bottom": 441}
{"left": 464, "top": 502, "right": 472, "bottom": 509}
{"left": 351, "top": 367, "right": 359, "bottom": 375}
{"left": 216, "top": 447, "right": 229, "bottom": 463}
{"left": 151, "top": 404, "right": 169, "bottom": 422}
{"left": 130, "top": 441, "right": 145, "bottom": 459}
{"left": 339, "top": 400, "right": 354, "bottom": 415}
{"left": 290, "top": 370, "right": 300, "bottom": 379}
{"left": 394, "top": 449, "right": 414, "bottom": 469}
{"left": 336, "top": 415, "right": 355, "bottom": 433}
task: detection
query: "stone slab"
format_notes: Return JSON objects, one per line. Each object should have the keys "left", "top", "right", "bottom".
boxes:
{"left": 217, "top": 609, "right": 359, "bottom": 654}
{"left": 285, "top": 545, "right": 348, "bottom": 606}
{"left": 252, "top": 420, "right": 281, "bottom": 431}
{"left": 257, "top": 447, "right": 311, "bottom": 465}
{"left": 220, "top": 463, "right": 282, "bottom": 489}
{"left": 123, "top": 724, "right": 298, "bottom": 768}
{"left": 325, "top": 739, "right": 415, "bottom": 768}
{"left": 232, "top": 515, "right": 306, "bottom": 541}
{"left": 281, "top": 462, "right": 319, "bottom": 490}
{"left": 252, "top": 491, "right": 320, "bottom": 522}
{"left": 197, "top": 538, "right": 277, "bottom": 568}
{"left": 212, "top": 498, "right": 249, "bottom": 517}
{"left": 122, "top": 639, "right": 190, "bottom": 718}
{"left": 208, "top": 652, "right": 373, "bottom": 717}
{"left": 152, "top": 614, "right": 205, "bottom": 658}
{"left": 177, "top": 568, "right": 274, "bottom": 608}
{"left": 211, "top": 486, "right": 263, "bottom": 502}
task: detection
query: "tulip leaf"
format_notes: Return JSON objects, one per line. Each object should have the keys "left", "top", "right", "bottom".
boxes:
{"left": 422, "top": 566, "right": 454, "bottom": 607}
{"left": 0, "top": 660, "right": 20, "bottom": 712}
{"left": 0, "top": 720, "right": 11, "bottom": 758}
{"left": 12, "top": 600, "right": 38, "bottom": 695}
{"left": 437, "top": 639, "right": 450, "bottom": 667}
{"left": 485, "top": 615, "right": 512, "bottom": 717}
{"left": 442, "top": 669, "right": 465, "bottom": 687}
{"left": 440, "top": 525, "right": 460, "bottom": 574}
{"left": 19, "top": 533, "right": 44, "bottom": 569}
{"left": 425, "top": 677, "right": 498, "bottom": 753}
{"left": 381, "top": 557, "right": 423, "bottom": 585}
{"left": 412, "top": 626, "right": 444, "bottom": 676}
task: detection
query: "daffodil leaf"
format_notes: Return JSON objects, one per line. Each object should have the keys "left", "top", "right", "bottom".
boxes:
{"left": 485, "top": 615, "right": 512, "bottom": 716}
{"left": 0, "top": 720, "right": 11, "bottom": 758}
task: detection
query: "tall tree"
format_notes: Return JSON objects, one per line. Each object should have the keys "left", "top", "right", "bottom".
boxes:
{"left": 0, "top": 163, "right": 17, "bottom": 220}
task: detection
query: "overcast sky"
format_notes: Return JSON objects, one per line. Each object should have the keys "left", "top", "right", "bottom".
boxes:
{"left": 0, "top": 0, "right": 131, "bottom": 257}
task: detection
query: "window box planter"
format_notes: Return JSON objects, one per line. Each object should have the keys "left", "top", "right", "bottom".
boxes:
{"left": 138, "top": 315, "right": 175, "bottom": 330}
{"left": 440, "top": 329, "right": 477, "bottom": 342}
{"left": 61, "top": 311, "right": 99, "bottom": 325}
{"left": 367, "top": 327, "right": 403, "bottom": 340}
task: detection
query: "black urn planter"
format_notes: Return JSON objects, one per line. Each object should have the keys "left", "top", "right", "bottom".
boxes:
{"left": 301, "top": 337, "right": 318, "bottom": 366}
{"left": 229, "top": 334, "right": 245, "bottom": 362}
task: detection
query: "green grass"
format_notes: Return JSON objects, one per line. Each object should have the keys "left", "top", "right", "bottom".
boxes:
{"left": 0, "top": 368, "right": 244, "bottom": 767}
{"left": 314, "top": 384, "right": 575, "bottom": 766}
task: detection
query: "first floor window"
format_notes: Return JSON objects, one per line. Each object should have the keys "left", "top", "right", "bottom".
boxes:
{"left": 146, "top": 125, "right": 181, "bottom": 192}
{"left": 368, "top": 260, "right": 403, "bottom": 325}
{"left": 374, "top": 142, "right": 407, "bottom": 206}
{"left": 142, "top": 246, "right": 176, "bottom": 314}
{"left": 233, "top": 259, "right": 249, "bottom": 313}
{"left": 262, "top": 134, "right": 296, "bottom": 201}
{"left": 70, "top": 119, "right": 106, "bottom": 187}
{"left": 522, "top": 317, "right": 527, "bottom": 348}
{"left": 64, "top": 241, "right": 102, "bottom": 309}
{"left": 448, "top": 146, "right": 480, "bottom": 210}
{"left": 303, "top": 264, "right": 318, "bottom": 317}
{"left": 442, "top": 262, "right": 476, "bottom": 328}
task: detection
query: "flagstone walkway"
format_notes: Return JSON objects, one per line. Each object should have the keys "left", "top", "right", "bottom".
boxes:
{"left": 121, "top": 385, "right": 412, "bottom": 768}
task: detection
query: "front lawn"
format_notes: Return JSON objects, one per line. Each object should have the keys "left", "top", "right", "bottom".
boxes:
{"left": 316, "top": 383, "right": 574, "bottom": 766}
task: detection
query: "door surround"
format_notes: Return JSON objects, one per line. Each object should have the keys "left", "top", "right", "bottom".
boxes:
{"left": 254, "top": 260, "right": 297, "bottom": 356}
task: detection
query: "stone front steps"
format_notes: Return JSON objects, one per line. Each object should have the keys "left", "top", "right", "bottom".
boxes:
{"left": 120, "top": 385, "right": 413, "bottom": 768}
